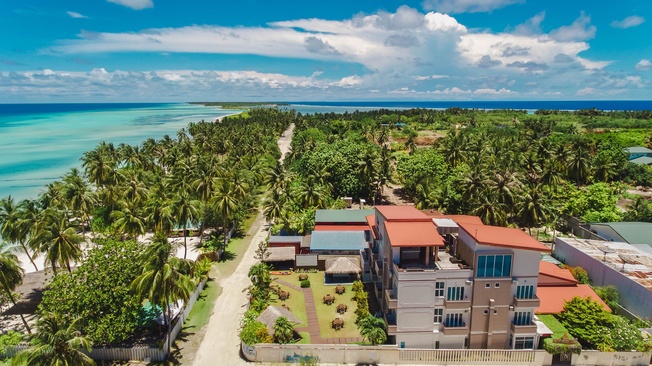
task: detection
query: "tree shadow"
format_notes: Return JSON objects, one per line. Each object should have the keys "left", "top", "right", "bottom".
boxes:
{"left": 218, "top": 250, "right": 236, "bottom": 262}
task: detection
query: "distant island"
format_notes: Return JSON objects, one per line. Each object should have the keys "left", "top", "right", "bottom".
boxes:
{"left": 189, "top": 101, "right": 290, "bottom": 109}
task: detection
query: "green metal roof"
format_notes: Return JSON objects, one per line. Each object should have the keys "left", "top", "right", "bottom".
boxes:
{"left": 315, "top": 209, "right": 374, "bottom": 224}
{"left": 630, "top": 156, "right": 652, "bottom": 165}
{"left": 591, "top": 222, "right": 652, "bottom": 246}
{"left": 626, "top": 146, "right": 652, "bottom": 154}
{"left": 310, "top": 231, "right": 367, "bottom": 251}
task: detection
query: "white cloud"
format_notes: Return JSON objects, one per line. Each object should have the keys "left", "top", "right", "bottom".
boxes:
{"left": 636, "top": 59, "right": 651, "bottom": 71}
{"left": 107, "top": 0, "right": 153, "bottom": 10}
{"left": 66, "top": 11, "right": 88, "bottom": 19}
{"left": 422, "top": 0, "right": 523, "bottom": 14}
{"left": 577, "top": 87, "right": 596, "bottom": 95}
{"left": 611, "top": 15, "right": 645, "bottom": 29}
{"left": 513, "top": 12, "right": 545, "bottom": 35}
{"left": 549, "top": 12, "right": 596, "bottom": 42}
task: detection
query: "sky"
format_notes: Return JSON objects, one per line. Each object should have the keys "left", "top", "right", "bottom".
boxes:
{"left": 1, "top": 0, "right": 651, "bottom": 102}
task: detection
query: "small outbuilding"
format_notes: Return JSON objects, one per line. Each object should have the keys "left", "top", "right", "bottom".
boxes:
{"left": 256, "top": 306, "right": 302, "bottom": 335}
{"left": 324, "top": 257, "right": 361, "bottom": 283}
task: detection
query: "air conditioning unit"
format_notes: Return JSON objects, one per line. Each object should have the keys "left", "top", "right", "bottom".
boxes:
{"left": 512, "top": 279, "right": 518, "bottom": 284}
{"left": 465, "top": 280, "right": 472, "bottom": 285}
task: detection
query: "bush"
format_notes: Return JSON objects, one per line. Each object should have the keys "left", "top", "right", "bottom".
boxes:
{"left": 566, "top": 266, "right": 590, "bottom": 284}
{"left": 300, "top": 279, "right": 311, "bottom": 288}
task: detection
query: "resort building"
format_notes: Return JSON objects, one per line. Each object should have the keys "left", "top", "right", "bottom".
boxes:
{"left": 369, "top": 205, "right": 550, "bottom": 350}
{"left": 554, "top": 237, "right": 652, "bottom": 319}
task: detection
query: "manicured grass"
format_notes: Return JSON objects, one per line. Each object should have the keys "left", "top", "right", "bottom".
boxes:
{"left": 270, "top": 280, "right": 308, "bottom": 326}
{"left": 181, "top": 279, "right": 222, "bottom": 333}
{"left": 297, "top": 331, "right": 311, "bottom": 344}
{"left": 281, "top": 272, "right": 361, "bottom": 339}
{"left": 538, "top": 314, "right": 570, "bottom": 346}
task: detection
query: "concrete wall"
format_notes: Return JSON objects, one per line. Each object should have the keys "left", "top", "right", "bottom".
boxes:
{"left": 243, "top": 343, "right": 649, "bottom": 366}
{"left": 555, "top": 238, "right": 652, "bottom": 319}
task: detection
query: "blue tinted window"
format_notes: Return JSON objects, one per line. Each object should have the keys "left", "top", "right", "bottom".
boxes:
{"left": 477, "top": 256, "right": 486, "bottom": 277}
{"left": 477, "top": 254, "right": 512, "bottom": 278}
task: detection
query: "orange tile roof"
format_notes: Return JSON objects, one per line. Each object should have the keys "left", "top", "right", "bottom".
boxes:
{"left": 313, "top": 225, "right": 369, "bottom": 231}
{"left": 538, "top": 261, "right": 577, "bottom": 286}
{"left": 458, "top": 222, "right": 550, "bottom": 252}
{"left": 366, "top": 214, "right": 377, "bottom": 240}
{"left": 385, "top": 221, "right": 444, "bottom": 247}
{"left": 375, "top": 205, "right": 432, "bottom": 222}
{"left": 431, "top": 214, "right": 484, "bottom": 226}
{"left": 536, "top": 285, "right": 611, "bottom": 314}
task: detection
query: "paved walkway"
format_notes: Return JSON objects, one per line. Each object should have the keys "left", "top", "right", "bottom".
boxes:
{"left": 193, "top": 124, "right": 294, "bottom": 366}
{"left": 275, "top": 279, "right": 362, "bottom": 345}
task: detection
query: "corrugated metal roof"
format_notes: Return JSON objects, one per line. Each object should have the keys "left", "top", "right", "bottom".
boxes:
{"left": 626, "top": 146, "right": 652, "bottom": 154}
{"left": 375, "top": 206, "right": 432, "bottom": 222}
{"left": 385, "top": 221, "right": 444, "bottom": 247}
{"left": 310, "top": 231, "right": 368, "bottom": 251}
{"left": 315, "top": 209, "right": 374, "bottom": 224}
{"left": 268, "top": 235, "right": 303, "bottom": 244}
{"left": 630, "top": 156, "right": 652, "bottom": 165}
{"left": 536, "top": 284, "right": 610, "bottom": 314}
{"left": 590, "top": 222, "right": 652, "bottom": 246}
{"left": 314, "top": 225, "right": 369, "bottom": 231}
{"left": 557, "top": 237, "right": 652, "bottom": 290}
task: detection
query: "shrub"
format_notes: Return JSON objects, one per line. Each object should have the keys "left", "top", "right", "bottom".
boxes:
{"left": 240, "top": 320, "right": 272, "bottom": 345}
{"left": 300, "top": 279, "right": 311, "bottom": 288}
{"left": 566, "top": 266, "right": 590, "bottom": 284}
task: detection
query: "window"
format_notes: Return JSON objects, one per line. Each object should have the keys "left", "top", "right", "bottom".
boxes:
{"left": 485, "top": 283, "right": 491, "bottom": 288}
{"left": 514, "top": 336, "right": 535, "bottom": 349}
{"left": 513, "top": 311, "right": 532, "bottom": 325}
{"left": 495, "top": 283, "right": 500, "bottom": 288}
{"left": 445, "top": 313, "right": 465, "bottom": 327}
{"left": 483, "top": 309, "right": 489, "bottom": 315}
{"left": 447, "top": 286, "right": 465, "bottom": 301}
{"left": 477, "top": 254, "right": 512, "bottom": 278}
{"left": 516, "top": 285, "right": 535, "bottom": 299}
{"left": 435, "top": 282, "right": 445, "bottom": 297}
{"left": 434, "top": 308, "right": 443, "bottom": 323}
{"left": 435, "top": 341, "right": 440, "bottom": 349}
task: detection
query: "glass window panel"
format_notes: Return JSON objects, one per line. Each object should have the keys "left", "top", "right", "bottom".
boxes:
{"left": 477, "top": 256, "right": 486, "bottom": 277}
{"left": 503, "top": 255, "right": 512, "bottom": 277}
{"left": 494, "top": 255, "right": 503, "bottom": 277}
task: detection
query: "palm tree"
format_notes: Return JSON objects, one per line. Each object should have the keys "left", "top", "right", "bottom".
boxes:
{"left": 131, "top": 233, "right": 195, "bottom": 353}
{"left": 471, "top": 191, "right": 508, "bottom": 226}
{"left": 567, "top": 142, "right": 591, "bottom": 185}
{"left": 31, "top": 209, "right": 83, "bottom": 274}
{"left": 211, "top": 180, "right": 239, "bottom": 250}
{"left": 61, "top": 168, "right": 97, "bottom": 232}
{"left": 12, "top": 312, "right": 93, "bottom": 365}
{"left": 516, "top": 184, "right": 551, "bottom": 235}
{"left": 273, "top": 317, "right": 295, "bottom": 344}
{"left": 358, "top": 314, "right": 387, "bottom": 345}
{"left": 111, "top": 200, "right": 146, "bottom": 239}
{"left": 0, "top": 196, "right": 38, "bottom": 271}
{"left": 167, "top": 191, "right": 201, "bottom": 259}
{"left": 0, "top": 242, "right": 31, "bottom": 333}
{"left": 292, "top": 175, "right": 327, "bottom": 209}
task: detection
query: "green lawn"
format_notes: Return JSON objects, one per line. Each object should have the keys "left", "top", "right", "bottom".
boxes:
{"left": 297, "top": 331, "right": 311, "bottom": 344}
{"left": 538, "top": 314, "right": 570, "bottom": 346}
{"left": 280, "top": 272, "right": 361, "bottom": 339}
{"left": 181, "top": 279, "right": 222, "bottom": 333}
{"left": 270, "top": 280, "right": 308, "bottom": 326}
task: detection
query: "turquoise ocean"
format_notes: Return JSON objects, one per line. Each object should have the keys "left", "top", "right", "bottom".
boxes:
{"left": 0, "top": 103, "right": 241, "bottom": 200}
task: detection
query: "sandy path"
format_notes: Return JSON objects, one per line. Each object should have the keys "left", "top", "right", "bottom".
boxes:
{"left": 193, "top": 124, "right": 294, "bottom": 366}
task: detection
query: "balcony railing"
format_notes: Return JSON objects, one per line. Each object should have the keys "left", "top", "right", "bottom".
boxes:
{"left": 375, "top": 260, "right": 384, "bottom": 276}
{"left": 510, "top": 322, "right": 538, "bottom": 334}
{"left": 444, "top": 298, "right": 471, "bottom": 310}
{"left": 442, "top": 322, "right": 468, "bottom": 336}
{"left": 385, "top": 289, "right": 398, "bottom": 309}
{"left": 384, "top": 313, "right": 397, "bottom": 335}
{"left": 513, "top": 296, "right": 540, "bottom": 308}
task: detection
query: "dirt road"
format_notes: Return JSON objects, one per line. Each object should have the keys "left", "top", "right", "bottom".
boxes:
{"left": 193, "top": 124, "right": 294, "bottom": 366}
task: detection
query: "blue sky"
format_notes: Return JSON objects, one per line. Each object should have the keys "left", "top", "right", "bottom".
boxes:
{"left": 1, "top": 0, "right": 651, "bottom": 102}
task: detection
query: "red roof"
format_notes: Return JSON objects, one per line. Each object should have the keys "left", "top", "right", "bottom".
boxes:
{"left": 458, "top": 222, "right": 550, "bottom": 252}
{"left": 536, "top": 285, "right": 611, "bottom": 314}
{"left": 385, "top": 221, "right": 444, "bottom": 247}
{"left": 313, "top": 225, "right": 369, "bottom": 231}
{"left": 538, "top": 261, "right": 577, "bottom": 286}
{"left": 375, "top": 206, "right": 432, "bottom": 222}
{"left": 432, "top": 214, "right": 484, "bottom": 226}
{"left": 366, "top": 214, "right": 377, "bottom": 240}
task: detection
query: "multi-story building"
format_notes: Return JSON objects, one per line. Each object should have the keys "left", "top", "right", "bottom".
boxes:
{"left": 368, "top": 206, "right": 549, "bottom": 350}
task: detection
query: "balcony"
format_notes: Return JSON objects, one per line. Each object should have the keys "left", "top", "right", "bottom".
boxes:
{"left": 374, "top": 260, "right": 384, "bottom": 276}
{"left": 444, "top": 298, "right": 471, "bottom": 310}
{"left": 442, "top": 323, "right": 469, "bottom": 336}
{"left": 511, "top": 322, "right": 538, "bottom": 334}
{"left": 513, "top": 296, "right": 540, "bottom": 308}
{"left": 384, "top": 313, "right": 397, "bottom": 335}
{"left": 385, "top": 289, "right": 398, "bottom": 309}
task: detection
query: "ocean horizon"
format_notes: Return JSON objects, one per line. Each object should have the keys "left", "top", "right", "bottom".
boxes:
{"left": 1, "top": 100, "right": 651, "bottom": 201}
